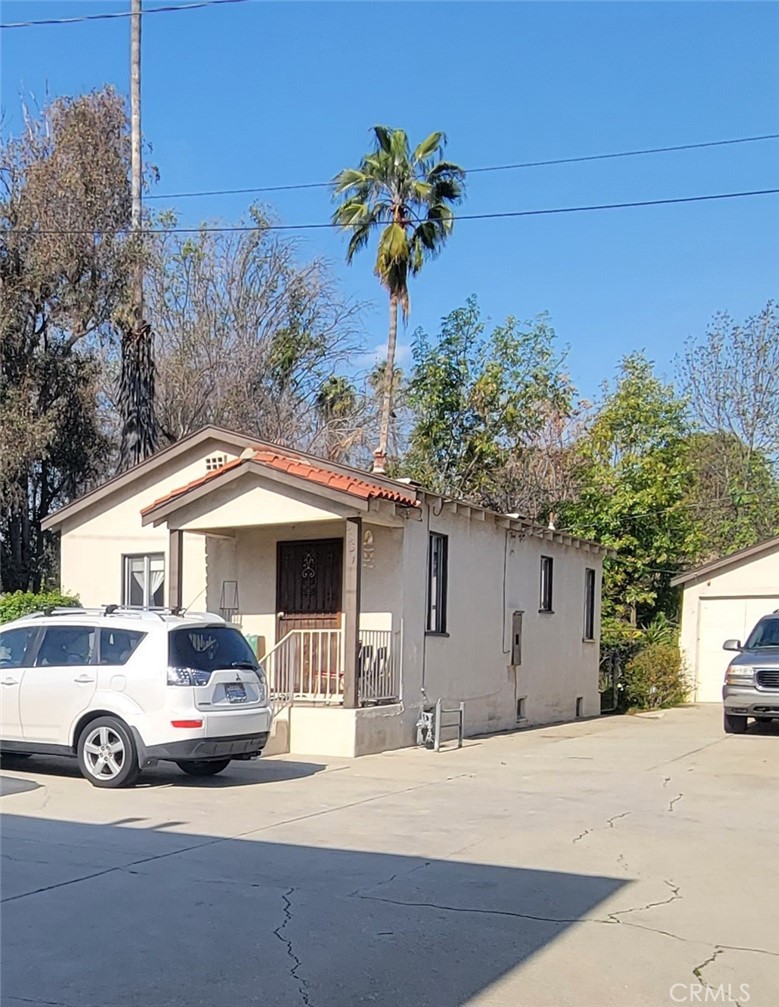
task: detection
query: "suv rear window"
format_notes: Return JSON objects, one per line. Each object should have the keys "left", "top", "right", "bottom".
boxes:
{"left": 99, "top": 629, "right": 146, "bottom": 666}
{"left": 36, "top": 626, "right": 96, "bottom": 666}
{"left": 745, "top": 617, "right": 779, "bottom": 649}
{"left": 168, "top": 626, "right": 258, "bottom": 672}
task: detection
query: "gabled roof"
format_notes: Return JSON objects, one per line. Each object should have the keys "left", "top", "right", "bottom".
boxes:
{"left": 41, "top": 426, "right": 259, "bottom": 531}
{"left": 671, "top": 535, "right": 779, "bottom": 588}
{"left": 140, "top": 446, "right": 419, "bottom": 521}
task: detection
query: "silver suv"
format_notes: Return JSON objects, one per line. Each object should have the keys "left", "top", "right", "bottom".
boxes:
{"left": 722, "top": 612, "right": 779, "bottom": 734}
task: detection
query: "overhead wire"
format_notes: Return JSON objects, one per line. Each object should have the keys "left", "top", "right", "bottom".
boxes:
{"left": 146, "top": 132, "right": 779, "bottom": 201}
{"left": 4, "top": 187, "right": 778, "bottom": 236}
{"left": 0, "top": 0, "right": 250, "bottom": 30}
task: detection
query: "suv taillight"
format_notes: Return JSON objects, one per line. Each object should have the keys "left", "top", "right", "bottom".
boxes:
{"left": 167, "top": 667, "right": 213, "bottom": 687}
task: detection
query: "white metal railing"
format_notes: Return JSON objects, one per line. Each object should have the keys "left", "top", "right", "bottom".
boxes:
{"left": 358, "top": 629, "right": 399, "bottom": 705}
{"left": 263, "top": 626, "right": 399, "bottom": 708}
{"left": 264, "top": 629, "right": 344, "bottom": 707}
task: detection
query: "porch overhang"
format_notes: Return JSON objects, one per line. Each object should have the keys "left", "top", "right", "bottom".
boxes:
{"left": 141, "top": 451, "right": 418, "bottom": 530}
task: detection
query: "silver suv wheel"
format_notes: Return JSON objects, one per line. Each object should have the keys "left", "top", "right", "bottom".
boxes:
{"left": 77, "top": 716, "right": 140, "bottom": 788}
{"left": 82, "top": 725, "right": 126, "bottom": 780}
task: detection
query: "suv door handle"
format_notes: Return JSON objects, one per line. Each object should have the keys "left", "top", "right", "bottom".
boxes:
{"left": 1, "top": 677, "right": 19, "bottom": 686}
{"left": 73, "top": 675, "right": 96, "bottom": 684}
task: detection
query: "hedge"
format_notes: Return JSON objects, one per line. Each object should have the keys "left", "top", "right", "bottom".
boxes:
{"left": 0, "top": 591, "right": 80, "bottom": 625}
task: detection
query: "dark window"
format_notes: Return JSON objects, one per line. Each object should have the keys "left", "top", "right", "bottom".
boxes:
{"left": 123, "top": 554, "right": 165, "bottom": 608}
{"left": 584, "top": 568, "right": 596, "bottom": 640}
{"left": 426, "top": 533, "right": 449, "bottom": 634}
{"left": 99, "top": 629, "right": 146, "bottom": 666}
{"left": 35, "top": 626, "right": 96, "bottom": 667}
{"left": 168, "top": 626, "right": 258, "bottom": 672}
{"left": 0, "top": 627, "right": 39, "bottom": 669}
{"left": 540, "top": 556, "right": 554, "bottom": 613}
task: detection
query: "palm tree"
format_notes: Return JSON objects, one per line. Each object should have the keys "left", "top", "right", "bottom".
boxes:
{"left": 333, "top": 126, "right": 465, "bottom": 472}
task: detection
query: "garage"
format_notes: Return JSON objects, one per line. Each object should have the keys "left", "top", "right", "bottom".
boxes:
{"left": 674, "top": 536, "right": 779, "bottom": 703}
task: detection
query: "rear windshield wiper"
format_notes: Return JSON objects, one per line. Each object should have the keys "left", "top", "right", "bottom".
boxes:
{"left": 229, "top": 660, "right": 258, "bottom": 669}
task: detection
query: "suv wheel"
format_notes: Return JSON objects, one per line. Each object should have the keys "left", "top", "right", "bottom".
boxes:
{"left": 78, "top": 717, "right": 141, "bottom": 788}
{"left": 175, "top": 758, "right": 231, "bottom": 777}
{"left": 723, "top": 711, "right": 748, "bottom": 735}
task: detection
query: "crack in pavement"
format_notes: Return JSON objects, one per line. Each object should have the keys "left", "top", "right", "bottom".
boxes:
{"left": 667, "top": 793, "right": 684, "bottom": 813}
{"left": 1, "top": 776, "right": 459, "bottom": 905}
{"left": 693, "top": 946, "right": 723, "bottom": 982}
{"left": 272, "top": 887, "right": 312, "bottom": 1007}
{"left": 574, "top": 810, "right": 630, "bottom": 844}
{"left": 1, "top": 997, "right": 74, "bottom": 1007}
{"left": 607, "top": 880, "right": 682, "bottom": 922}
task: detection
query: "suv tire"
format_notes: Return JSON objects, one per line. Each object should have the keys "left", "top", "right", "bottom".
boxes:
{"left": 77, "top": 717, "right": 141, "bottom": 789}
{"left": 176, "top": 758, "right": 231, "bottom": 777}
{"left": 723, "top": 711, "right": 748, "bottom": 735}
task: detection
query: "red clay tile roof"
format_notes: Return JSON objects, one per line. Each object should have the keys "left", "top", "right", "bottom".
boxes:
{"left": 141, "top": 448, "right": 418, "bottom": 517}
{"left": 141, "top": 457, "right": 244, "bottom": 515}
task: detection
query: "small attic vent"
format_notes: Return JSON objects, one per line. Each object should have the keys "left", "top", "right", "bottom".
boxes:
{"left": 205, "top": 454, "right": 228, "bottom": 472}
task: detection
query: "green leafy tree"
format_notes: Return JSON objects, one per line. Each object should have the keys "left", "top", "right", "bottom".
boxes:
{"left": 332, "top": 126, "right": 465, "bottom": 471}
{"left": 684, "top": 431, "right": 779, "bottom": 561}
{"left": 402, "top": 297, "right": 572, "bottom": 507}
{"left": 0, "top": 88, "right": 130, "bottom": 590}
{"left": 679, "top": 302, "right": 779, "bottom": 559}
{"left": 559, "top": 353, "right": 697, "bottom": 629}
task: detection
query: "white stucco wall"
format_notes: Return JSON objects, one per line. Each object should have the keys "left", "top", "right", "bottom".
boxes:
{"left": 393, "top": 503, "right": 603, "bottom": 746}
{"left": 57, "top": 437, "right": 242, "bottom": 609}
{"left": 678, "top": 546, "right": 779, "bottom": 702}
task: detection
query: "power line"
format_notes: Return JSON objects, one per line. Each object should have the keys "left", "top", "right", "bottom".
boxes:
{"left": 0, "top": 0, "right": 249, "bottom": 30}
{"left": 5, "top": 186, "right": 778, "bottom": 236}
{"left": 147, "top": 132, "right": 779, "bottom": 201}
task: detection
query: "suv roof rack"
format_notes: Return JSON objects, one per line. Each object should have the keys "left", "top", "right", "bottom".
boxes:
{"left": 22, "top": 605, "right": 225, "bottom": 623}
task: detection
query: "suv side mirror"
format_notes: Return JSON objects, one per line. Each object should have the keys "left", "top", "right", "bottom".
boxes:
{"left": 723, "top": 639, "right": 742, "bottom": 652}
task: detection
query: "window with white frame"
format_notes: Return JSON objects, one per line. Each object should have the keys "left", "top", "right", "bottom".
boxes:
{"left": 123, "top": 554, "right": 165, "bottom": 608}
{"left": 426, "top": 532, "right": 449, "bottom": 634}
{"left": 205, "top": 454, "right": 228, "bottom": 472}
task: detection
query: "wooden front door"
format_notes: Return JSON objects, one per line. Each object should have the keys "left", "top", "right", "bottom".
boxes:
{"left": 277, "top": 539, "right": 343, "bottom": 697}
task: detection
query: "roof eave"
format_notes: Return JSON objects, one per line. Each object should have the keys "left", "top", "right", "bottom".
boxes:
{"left": 41, "top": 426, "right": 259, "bottom": 531}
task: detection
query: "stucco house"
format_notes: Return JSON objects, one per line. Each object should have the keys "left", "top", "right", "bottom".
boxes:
{"left": 42, "top": 426, "right": 607, "bottom": 757}
{"left": 673, "top": 536, "right": 779, "bottom": 702}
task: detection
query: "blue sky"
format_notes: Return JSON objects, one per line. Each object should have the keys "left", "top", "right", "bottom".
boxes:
{"left": 2, "top": 0, "right": 778, "bottom": 398}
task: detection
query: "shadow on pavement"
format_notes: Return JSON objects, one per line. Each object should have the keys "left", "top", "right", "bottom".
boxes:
{"left": 0, "top": 813, "right": 626, "bottom": 1007}
{"left": 0, "top": 752, "right": 327, "bottom": 789}
{"left": 0, "top": 775, "right": 40, "bottom": 798}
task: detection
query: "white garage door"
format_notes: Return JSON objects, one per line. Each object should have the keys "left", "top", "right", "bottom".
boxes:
{"left": 696, "top": 596, "right": 779, "bottom": 702}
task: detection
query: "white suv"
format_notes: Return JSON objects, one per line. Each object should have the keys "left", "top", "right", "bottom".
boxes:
{"left": 0, "top": 607, "right": 272, "bottom": 788}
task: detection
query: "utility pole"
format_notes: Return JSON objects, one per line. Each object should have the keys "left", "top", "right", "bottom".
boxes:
{"left": 119, "top": 0, "right": 157, "bottom": 470}
{"left": 130, "top": 0, "right": 142, "bottom": 292}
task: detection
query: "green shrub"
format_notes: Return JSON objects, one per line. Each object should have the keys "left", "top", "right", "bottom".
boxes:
{"left": 0, "top": 590, "right": 80, "bottom": 625}
{"left": 621, "top": 642, "right": 690, "bottom": 711}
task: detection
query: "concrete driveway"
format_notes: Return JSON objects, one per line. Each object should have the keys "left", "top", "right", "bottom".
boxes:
{"left": 1, "top": 706, "right": 776, "bottom": 1007}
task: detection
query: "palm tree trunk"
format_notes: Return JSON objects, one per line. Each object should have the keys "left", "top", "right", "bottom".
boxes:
{"left": 374, "top": 291, "right": 398, "bottom": 473}
{"left": 118, "top": 0, "right": 158, "bottom": 470}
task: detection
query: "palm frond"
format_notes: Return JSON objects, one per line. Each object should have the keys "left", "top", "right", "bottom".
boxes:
{"left": 372, "top": 125, "right": 394, "bottom": 154}
{"left": 413, "top": 130, "right": 446, "bottom": 164}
